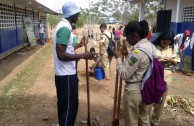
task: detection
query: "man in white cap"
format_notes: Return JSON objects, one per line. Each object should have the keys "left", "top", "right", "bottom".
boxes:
{"left": 53, "top": 1, "right": 94, "bottom": 126}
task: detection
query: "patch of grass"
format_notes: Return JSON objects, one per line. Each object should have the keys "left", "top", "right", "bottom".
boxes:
{"left": 0, "top": 45, "right": 52, "bottom": 96}
{"left": 0, "top": 44, "right": 53, "bottom": 122}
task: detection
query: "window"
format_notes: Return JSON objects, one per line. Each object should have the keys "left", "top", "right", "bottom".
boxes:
{"left": 0, "top": 3, "right": 15, "bottom": 30}
{"left": 182, "top": 7, "right": 194, "bottom": 22}
{"left": 15, "top": 7, "right": 25, "bottom": 28}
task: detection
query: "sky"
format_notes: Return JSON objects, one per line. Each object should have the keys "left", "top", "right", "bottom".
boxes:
{"left": 37, "top": 0, "right": 100, "bottom": 12}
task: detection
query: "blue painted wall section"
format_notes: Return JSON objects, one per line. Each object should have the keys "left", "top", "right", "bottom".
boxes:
{"left": 0, "top": 31, "right": 2, "bottom": 53}
{"left": 170, "top": 22, "right": 182, "bottom": 35}
{"left": 170, "top": 22, "right": 194, "bottom": 56}
{"left": 170, "top": 22, "right": 194, "bottom": 70}
{"left": 1, "top": 30, "right": 17, "bottom": 53}
{"left": 0, "top": 28, "right": 28, "bottom": 54}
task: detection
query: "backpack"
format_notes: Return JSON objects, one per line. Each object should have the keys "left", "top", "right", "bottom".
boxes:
{"left": 136, "top": 47, "right": 167, "bottom": 105}
{"left": 103, "top": 33, "right": 115, "bottom": 57}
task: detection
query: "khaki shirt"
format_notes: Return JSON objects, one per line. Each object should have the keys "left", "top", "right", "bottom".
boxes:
{"left": 156, "top": 45, "right": 179, "bottom": 77}
{"left": 117, "top": 38, "right": 156, "bottom": 83}
{"left": 100, "top": 30, "right": 112, "bottom": 56}
{"left": 156, "top": 45, "right": 180, "bottom": 63}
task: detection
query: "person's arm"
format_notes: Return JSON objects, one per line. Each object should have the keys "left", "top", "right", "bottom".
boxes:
{"left": 73, "top": 35, "right": 80, "bottom": 50}
{"left": 56, "top": 44, "right": 93, "bottom": 61}
{"left": 174, "top": 34, "right": 180, "bottom": 42}
{"left": 74, "top": 36, "right": 88, "bottom": 50}
{"left": 164, "top": 57, "right": 177, "bottom": 66}
{"left": 114, "top": 49, "right": 141, "bottom": 80}
{"left": 191, "top": 41, "right": 194, "bottom": 50}
{"left": 99, "top": 35, "right": 105, "bottom": 55}
{"left": 183, "top": 37, "right": 190, "bottom": 50}
{"left": 90, "top": 55, "right": 101, "bottom": 71}
{"left": 56, "top": 27, "right": 93, "bottom": 61}
{"left": 190, "top": 33, "right": 194, "bottom": 50}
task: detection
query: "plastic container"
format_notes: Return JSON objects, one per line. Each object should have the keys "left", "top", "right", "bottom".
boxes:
{"left": 95, "top": 67, "right": 105, "bottom": 80}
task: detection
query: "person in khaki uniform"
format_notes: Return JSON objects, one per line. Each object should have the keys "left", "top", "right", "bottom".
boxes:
{"left": 151, "top": 31, "right": 178, "bottom": 126}
{"left": 99, "top": 23, "right": 113, "bottom": 80}
{"left": 114, "top": 20, "right": 157, "bottom": 126}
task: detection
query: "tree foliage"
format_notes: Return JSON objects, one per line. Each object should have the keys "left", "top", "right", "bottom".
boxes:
{"left": 145, "top": 1, "right": 163, "bottom": 29}
{"left": 52, "top": 0, "right": 163, "bottom": 28}
{"left": 112, "top": 11, "right": 122, "bottom": 21}
{"left": 47, "top": 14, "right": 61, "bottom": 29}
{"left": 76, "top": 12, "right": 87, "bottom": 28}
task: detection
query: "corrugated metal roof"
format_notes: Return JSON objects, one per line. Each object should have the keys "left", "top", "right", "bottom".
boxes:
{"left": 6, "top": 0, "right": 56, "bottom": 14}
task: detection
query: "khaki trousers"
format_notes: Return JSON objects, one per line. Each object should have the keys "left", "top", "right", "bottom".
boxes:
{"left": 149, "top": 70, "right": 172, "bottom": 125}
{"left": 101, "top": 55, "right": 110, "bottom": 79}
{"left": 124, "top": 84, "right": 150, "bottom": 126}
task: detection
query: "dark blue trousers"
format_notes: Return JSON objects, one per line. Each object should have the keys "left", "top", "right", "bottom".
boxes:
{"left": 55, "top": 75, "right": 79, "bottom": 126}
{"left": 192, "top": 46, "right": 194, "bottom": 71}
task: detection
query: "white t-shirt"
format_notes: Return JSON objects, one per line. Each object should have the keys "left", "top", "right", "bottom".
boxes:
{"left": 39, "top": 23, "right": 44, "bottom": 33}
{"left": 174, "top": 33, "right": 190, "bottom": 49}
{"left": 190, "top": 32, "right": 194, "bottom": 50}
{"left": 53, "top": 19, "right": 76, "bottom": 76}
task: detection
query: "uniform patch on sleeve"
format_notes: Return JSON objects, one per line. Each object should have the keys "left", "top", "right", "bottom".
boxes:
{"left": 128, "top": 56, "right": 138, "bottom": 66}
{"left": 100, "top": 36, "right": 103, "bottom": 40}
{"left": 134, "top": 49, "right": 140, "bottom": 53}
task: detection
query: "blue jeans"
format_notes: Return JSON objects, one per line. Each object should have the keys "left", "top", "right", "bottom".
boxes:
{"left": 55, "top": 74, "right": 79, "bottom": 126}
{"left": 39, "top": 33, "right": 45, "bottom": 45}
{"left": 192, "top": 45, "right": 194, "bottom": 71}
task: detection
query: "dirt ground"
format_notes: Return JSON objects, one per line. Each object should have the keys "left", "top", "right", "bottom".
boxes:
{"left": 0, "top": 25, "right": 194, "bottom": 126}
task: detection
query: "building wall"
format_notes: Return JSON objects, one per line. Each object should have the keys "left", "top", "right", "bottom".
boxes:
{"left": 166, "top": 0, "right": 177, "bottom": 22}
{"left": 165, "top": 0, "right": 194, "bottom": 56}
{"left": 0, "top": 1, "right": 48, "bottom": 54}
{"left": 183, "top": 0, "right": 194, "bottom": 7}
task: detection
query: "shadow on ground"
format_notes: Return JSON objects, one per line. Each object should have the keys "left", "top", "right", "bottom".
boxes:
{"left": 0, "top": 45, "right": 43, "bottom": 83}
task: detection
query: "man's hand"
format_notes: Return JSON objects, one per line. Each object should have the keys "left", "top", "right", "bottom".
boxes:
{"left": 157, "top": 56, "right": 162, "bottom": 59}
{"left": 165, "top": 58, "right": 177, "bottom": 66}
{"left": 82, "top": 52, "right": 95, "bottom": 60}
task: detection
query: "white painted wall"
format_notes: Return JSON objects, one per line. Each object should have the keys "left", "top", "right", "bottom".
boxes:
{"left": 165, "top": 0, "right": 178, "bottom": 22}
{"left": 183, "top": 0, "right": 194, "bottom": 7}
{"left": 166, "top": 0, "right": 194, "bottom": 22}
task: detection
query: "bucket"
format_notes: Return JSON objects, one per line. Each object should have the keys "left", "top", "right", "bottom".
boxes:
{"left": 95, "top": 67, "right": 105, "bottom": 80}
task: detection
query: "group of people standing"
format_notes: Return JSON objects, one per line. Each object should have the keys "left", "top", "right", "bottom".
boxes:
{"left": 53, "top": 1, "right": 194, "bottom": 126}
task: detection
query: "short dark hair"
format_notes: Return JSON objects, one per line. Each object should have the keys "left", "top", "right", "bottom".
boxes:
{"left": 90, "top": 47, "right": 95, "bottom": 52}
{"left": 124, "top": 20, "right": 149, "bottom": 39}
{"left": 100, "top": 23, "right": 107, "bottom": 29}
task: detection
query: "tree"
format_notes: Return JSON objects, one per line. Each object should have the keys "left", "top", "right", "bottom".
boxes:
{"left": 112, "top": 11, "right": 122, "bottom": 20}
{"left": 76, "top": 13, "right": 86, "bottom": 28}
{"left": 47, "top": 14, "right": 61, "bottom": 29}
{"left": 144, "top": 1, "right": 163, "bottom": 29}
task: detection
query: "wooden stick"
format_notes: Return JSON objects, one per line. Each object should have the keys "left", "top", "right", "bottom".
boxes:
{"left": 112, "top": 70, "right": 119, "bottom": 126}
{"left": 116, "top": 40, "right": 125, "bottom": 122}
{"left": 112, "top": 39, "right": 125, "bottom": 126}
{"left": 112, "top": 41, "right": 121, "bottom": 126}
{"left": 85, "top": 43, "right": 91, "bottom": 126}
{"left": 118, "top": 39, "right": 125, "bottom": 119}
